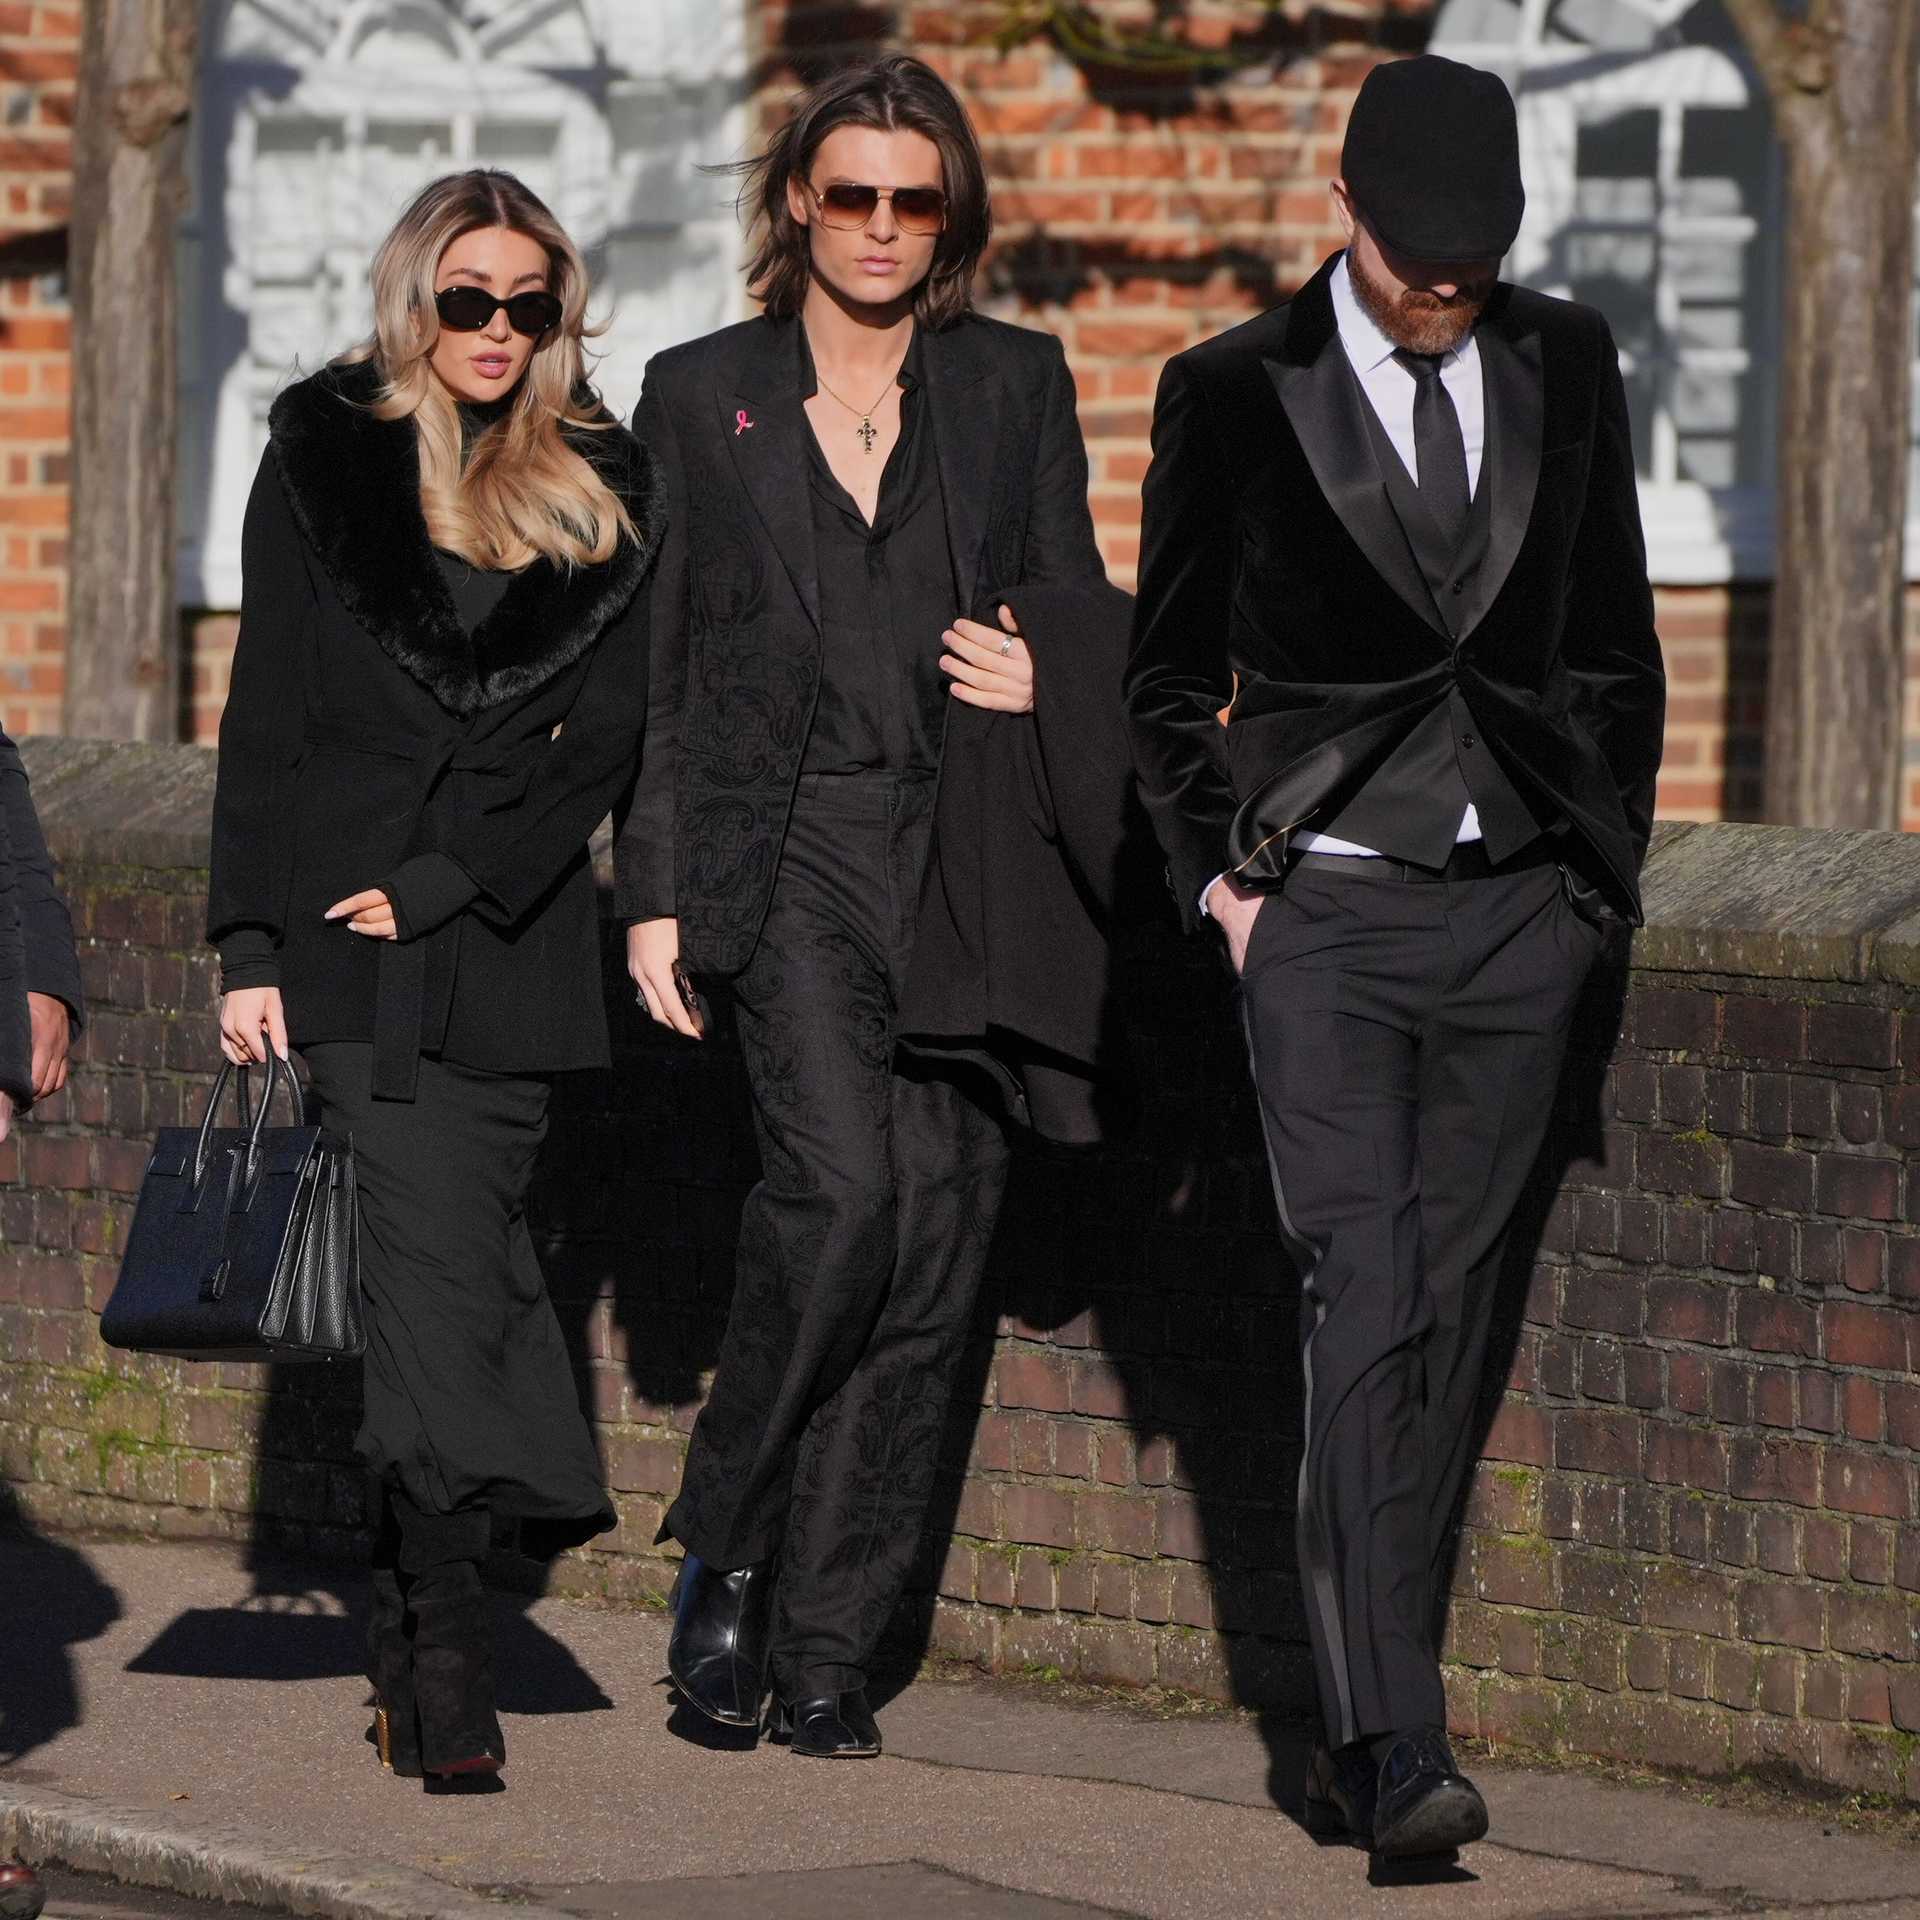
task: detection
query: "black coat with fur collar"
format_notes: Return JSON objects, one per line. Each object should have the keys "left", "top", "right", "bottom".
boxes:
{"left": 208, "top": 360, "right": 663, "bottom": 1097}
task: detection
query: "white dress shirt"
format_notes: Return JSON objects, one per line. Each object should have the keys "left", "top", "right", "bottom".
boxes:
{"left": 1203, "top": 252, "right": 1488, "bottom": 914}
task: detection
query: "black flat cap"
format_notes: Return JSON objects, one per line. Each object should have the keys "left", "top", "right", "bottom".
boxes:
{"left": 1341, "top": 54, "right": 1524, "bottom": 263}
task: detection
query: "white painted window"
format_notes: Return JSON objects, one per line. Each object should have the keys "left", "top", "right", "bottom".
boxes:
{"left": 180, "top": 0, "right": 752, "bottom": 607}
{"left": 1432, "top": 0, "right": 1819, "bottom": 583}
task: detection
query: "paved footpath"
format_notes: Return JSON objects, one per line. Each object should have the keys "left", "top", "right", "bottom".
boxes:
{"left": 2, "top": 1536, "right": 1916, "bottom": 1920}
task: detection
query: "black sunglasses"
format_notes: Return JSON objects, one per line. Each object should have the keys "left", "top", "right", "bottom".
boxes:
{"left": 434, "top": 285, "right": 563, "bottom": 337}
{"left": 806, "top": 181, "right": 947, "bottom": 236}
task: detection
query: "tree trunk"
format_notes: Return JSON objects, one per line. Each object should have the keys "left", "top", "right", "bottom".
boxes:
{"left": 1745, "top": 0, "right": 1920, "bottom": 828}
{"left": 65, "top": 1, "right": 198, "bottom": 743}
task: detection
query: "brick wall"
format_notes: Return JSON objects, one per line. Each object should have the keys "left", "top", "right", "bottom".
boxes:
{"left": 3, "top": 740, "right": 1917, "bottom": 1801}
{"left": 0, "top": 3, "right": 76, "bottom": 740}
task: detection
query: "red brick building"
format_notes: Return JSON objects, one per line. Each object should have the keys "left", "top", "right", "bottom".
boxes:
{"left": 4, "top": 1, "right": 1917, "bottom": 827}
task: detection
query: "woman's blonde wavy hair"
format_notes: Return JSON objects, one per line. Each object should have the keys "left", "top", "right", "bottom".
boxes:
{"left": 338, "top": 169, "right": 635, "bottom": 572}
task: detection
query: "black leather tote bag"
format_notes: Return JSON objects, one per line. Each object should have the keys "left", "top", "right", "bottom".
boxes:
{"left": 101, "top": 1054, "right": 362, "bottom": 1363}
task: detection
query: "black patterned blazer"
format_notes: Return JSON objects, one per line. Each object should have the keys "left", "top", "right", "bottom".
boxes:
{"left": 613, "top": 310, "right": 1104, "bottom": 977}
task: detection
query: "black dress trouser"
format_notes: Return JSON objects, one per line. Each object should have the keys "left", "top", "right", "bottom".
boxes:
{"left": 302, "top": 1042, "right": 613, "bottom": 1545}
{"left": 1237, "top": 857, "right": 1604, "bottom": 1748}
{"left": 664, "top": 771, "right": 1011, "bottom": 1697}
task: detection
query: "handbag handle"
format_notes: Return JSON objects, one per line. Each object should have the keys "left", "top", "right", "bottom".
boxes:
{"left": 191, "top": 1054, "right": 304, "bottom": 1191}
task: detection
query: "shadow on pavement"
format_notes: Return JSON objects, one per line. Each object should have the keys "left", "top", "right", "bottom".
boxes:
{"left": 0, "top": 1485, "right": 124, "bottom": 1766}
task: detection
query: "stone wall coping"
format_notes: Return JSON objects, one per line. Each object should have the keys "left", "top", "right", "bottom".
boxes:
{"left": 20, "top": 739, "right": 1920, "bottom": 984}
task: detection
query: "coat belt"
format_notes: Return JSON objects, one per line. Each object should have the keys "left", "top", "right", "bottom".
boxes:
{"left": 302, "top": 720, "right": 546, "bottom": 1101}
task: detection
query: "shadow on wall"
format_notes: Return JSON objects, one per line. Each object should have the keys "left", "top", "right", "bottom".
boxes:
{"left": 0, "top": 1482, "right": 124, "bottom": 1768}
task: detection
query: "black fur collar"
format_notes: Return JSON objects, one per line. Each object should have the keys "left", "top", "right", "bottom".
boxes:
{"left": 268, "top": 359, "right": 664, "bottom": 716}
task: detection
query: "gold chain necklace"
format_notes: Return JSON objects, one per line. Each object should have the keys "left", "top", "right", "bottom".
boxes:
{"left": 810, "top": 343, "right": 906, "bottom": 454}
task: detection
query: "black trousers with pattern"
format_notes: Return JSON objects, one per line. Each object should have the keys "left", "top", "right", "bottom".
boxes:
{"left": 664, "top": 770, "right": 1010, "bottom": 1697}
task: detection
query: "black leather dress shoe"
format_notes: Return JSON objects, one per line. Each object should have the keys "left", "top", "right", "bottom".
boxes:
{"left": 1302, "top": 1741, "right": 1377, "bottom": 1841}
{"left": 667, "top": 1554, "right": 775, "bottom": 1729}
{"left": 767, "top": 1687, "right": 882, "bottom": 1758}
{"left": 1371, "top": 1729, "right": 1489, "bottom": 1859}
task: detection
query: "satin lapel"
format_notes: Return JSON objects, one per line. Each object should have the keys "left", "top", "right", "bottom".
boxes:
{"left": 921, "top": 324, "right": 999, "bottom": 606}
{"left": 719, "top": 321, "right": 820, "bottom": 631}
{"left": 1266, "top": 337, "right": 1449, "bottom": 639}
{"left": 1457, "top": 317, "right": 1542, "bottom": 641}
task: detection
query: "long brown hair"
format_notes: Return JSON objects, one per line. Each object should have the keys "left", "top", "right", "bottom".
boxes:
{"left": 338, "top": 169, "right": 635, "bottom": 572}
{"left": 732, "top": 53, "right": 992, "bottom": 330}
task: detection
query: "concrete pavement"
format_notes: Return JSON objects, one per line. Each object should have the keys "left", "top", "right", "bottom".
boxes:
{"left": 1, "top": 1534, "right": 1915, "bottom": 1920}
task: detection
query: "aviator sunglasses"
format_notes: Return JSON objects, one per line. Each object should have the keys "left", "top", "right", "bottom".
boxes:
{"left": 434, "top": 285, "right": 563, "bottom": 337}
{"left": 805, "top": 181, "right": 947, "bottom": 235}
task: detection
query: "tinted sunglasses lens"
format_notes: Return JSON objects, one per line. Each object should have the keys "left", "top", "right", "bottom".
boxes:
{"left": 890, "top": 188, "right": 945, "bottom": 234}
{"left": 505, "top": 292, "right": 562, "bottom": 336}
{"left": 817, "top": 184, "right": 880, "bottom": 227}
{"left": 435, "top": 287, "right": 496, "bottom": 331}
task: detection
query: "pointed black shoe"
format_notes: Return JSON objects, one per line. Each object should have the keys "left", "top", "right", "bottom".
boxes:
{"left": 766, "top": 1687, "right": 881, "bottom": 1758}
{"left": 1371, "top": 1730, "right": 1488, "bottom": 1860}
{"left": 666, "top": 1554, "right": 775, "bottom": 1729}
{"left": 1302, "top": 1741, "right": 1377, "bottom": 1841}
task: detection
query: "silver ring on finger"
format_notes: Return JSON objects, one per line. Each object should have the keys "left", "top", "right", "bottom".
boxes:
{"left": 999, "top": 635, "right": 1014, "bottom": 657}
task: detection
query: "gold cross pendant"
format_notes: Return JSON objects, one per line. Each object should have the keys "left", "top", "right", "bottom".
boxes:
{"left": 857, "top": 416, "right": 876, "bottom": 453}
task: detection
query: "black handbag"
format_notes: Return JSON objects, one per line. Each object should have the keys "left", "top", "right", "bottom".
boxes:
{"left": 101, "top": 1054, "right": 363, "bottom": 1363}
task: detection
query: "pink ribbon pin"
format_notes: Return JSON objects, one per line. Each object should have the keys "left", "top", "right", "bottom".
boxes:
{"left": 735, "top": 409, "right": 754, "bottom": 436}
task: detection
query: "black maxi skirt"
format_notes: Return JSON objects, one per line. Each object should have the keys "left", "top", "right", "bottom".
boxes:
{"left": 303, "top": 1042, "right": 614, "bottom": 1550}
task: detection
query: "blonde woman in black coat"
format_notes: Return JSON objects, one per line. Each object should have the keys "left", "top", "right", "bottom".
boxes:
{"left": 208, "top": 170, "right": 662, "bottom": 1786}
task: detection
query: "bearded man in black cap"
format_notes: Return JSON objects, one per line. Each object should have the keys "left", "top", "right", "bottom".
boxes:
{"left": 1125, "top": 55, "right": 1665, "bottom": 1859}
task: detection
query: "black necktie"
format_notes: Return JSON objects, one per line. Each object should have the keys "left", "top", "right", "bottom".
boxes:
{"left": 1392, "top": 348, "right": 1469, "bottom": 547}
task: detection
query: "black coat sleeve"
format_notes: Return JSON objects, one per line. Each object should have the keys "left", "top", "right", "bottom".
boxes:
{"left": 1021, "top": 339, "right": 1106, "bottom": 586}
{"left": 611, "top": 359, "right": 689, "bottom": 925}
{"left": 0, "top": 729, "right": 82, "bottom": 1026}
{"left": 1563, "top": 320, "right": 1665, "bottom": 869}
{"left": 380, "top": 569, "right": 651, "bottom": 936}
{"left": 1122, "top": 354, "right": 1240, "bottom": 932}
{"left": 207, "top": 451, "right": 313, "bottom": 989}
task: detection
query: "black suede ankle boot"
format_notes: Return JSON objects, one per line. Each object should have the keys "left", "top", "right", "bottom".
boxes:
{"left": 406, "top": 1558, "right": 504, "bottom": 1777}
{"left": 365, "top": 1491, "right": 422, "bottom": 1776}
{"left": 393, "top": 1497, "right": 501, "bottom": 1780}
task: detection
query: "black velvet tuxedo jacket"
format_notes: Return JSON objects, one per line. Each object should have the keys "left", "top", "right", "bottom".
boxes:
{"left": 0, "top": 728, "right": 83, "bottom": 1109}
{"left": 1125, "top": 254, "right": 1666, "bottom": 929}
{"left": 207, "top": 360, "right": 663, "bottom": 1097}
{"left": 613, "top": 311, "right": 1106, "bottom": 976}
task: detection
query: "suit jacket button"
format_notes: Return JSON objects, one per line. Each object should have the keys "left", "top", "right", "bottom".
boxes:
{"left": 1451, "top": 581, "right": 1465, "bottom": 595}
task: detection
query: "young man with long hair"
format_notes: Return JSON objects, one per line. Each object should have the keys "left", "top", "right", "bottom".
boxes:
{"left": 617, "top": 52, "right": 1105, "bottom": 1757}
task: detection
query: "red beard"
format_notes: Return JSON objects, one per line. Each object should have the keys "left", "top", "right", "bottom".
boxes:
{"left": 1348, "top": 245, "right": 1490, "bottom": 355}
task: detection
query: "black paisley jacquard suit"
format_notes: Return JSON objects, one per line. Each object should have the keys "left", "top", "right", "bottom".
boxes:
{"left": 614, "top": 312, "right": 1105, "bottom": 1700}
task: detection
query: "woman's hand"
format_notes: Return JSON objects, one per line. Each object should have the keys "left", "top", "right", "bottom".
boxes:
{"left": 627, "top": 917, "right": 701, "bottom": 1041}
{"left": 220, "top": 986, "right": 290, "bottom": 1066}
{"left": 941, "top": 604, "right": 1034, "bottom": 714}
{"left": 325, "top": 889, "right": 398, "bottom": 939}
{"left": 0, "top": 1088, "right": 12, "bottom": 1144}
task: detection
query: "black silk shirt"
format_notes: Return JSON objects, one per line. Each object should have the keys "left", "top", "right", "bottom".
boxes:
{"left": 798, "top": 328, "right": 954, "bottom": 774}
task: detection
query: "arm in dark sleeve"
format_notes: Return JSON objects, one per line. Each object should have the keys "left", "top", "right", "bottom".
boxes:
{"left": 1020, "top": 339, "right": 1106, "bottom": 586}
{"left": 0, "top": 729, "right": 82, "bottom": 1023}
{"left": 382, "top": 573, "right": 651, "bottom": 935}
{"left": 207, "top": 451, "right": 312, "bottom": 990}
{"left": 1122, "top": 355, "right": 1240, "bottom": 932}
{"left": 612, "top": 359, "right": 688, "bottom": 924}
{"left": 1563, "top": 319, "right": 1666, "bottom": 869}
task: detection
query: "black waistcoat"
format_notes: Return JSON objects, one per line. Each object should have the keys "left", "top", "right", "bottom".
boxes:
{"left": 1315, "top": 354, "right": 1542, "bottom": 867}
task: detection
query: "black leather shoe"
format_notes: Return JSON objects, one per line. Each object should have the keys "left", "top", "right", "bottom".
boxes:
{"left": 667, "top": 1554, "right": 775, "bottom": 1729}
{"left": 766, "top": 1687, "right": 882, "bottom": 1758}
{"left": 1302, "top": 1741, "right": 1376, "bottom": 1841}
{"left": 1371, "top": 1729, "right": 1488, "bottom": 1859}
